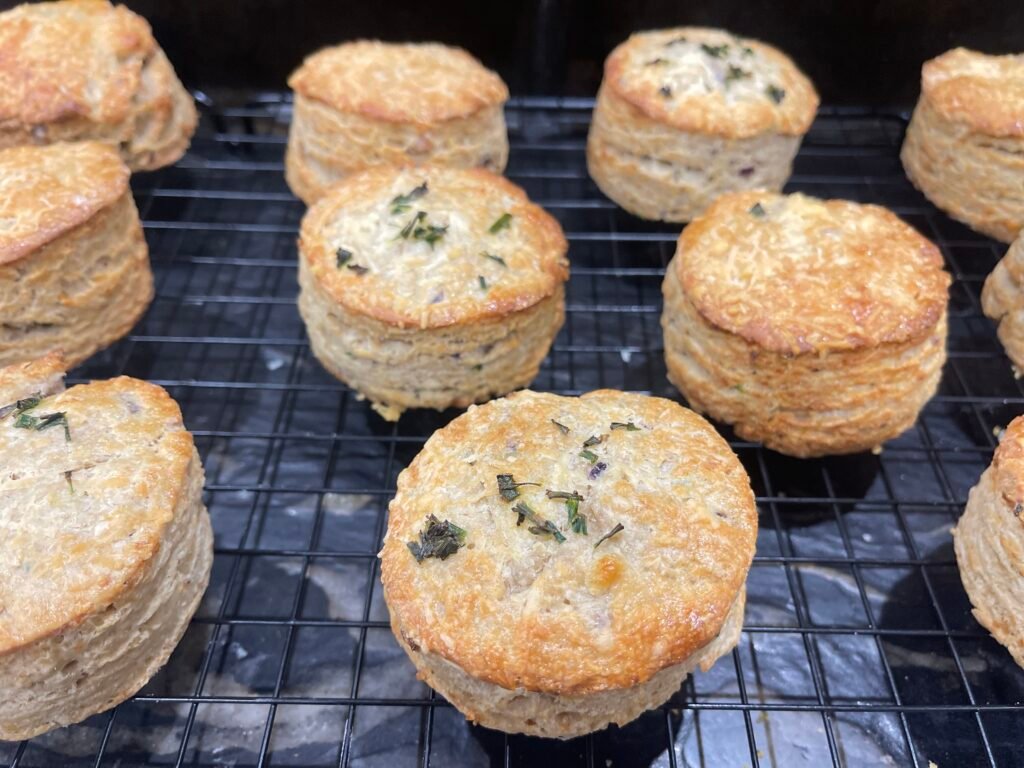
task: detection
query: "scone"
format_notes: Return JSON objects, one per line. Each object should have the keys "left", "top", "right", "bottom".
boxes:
{"left": 0, "top": 0, "right": 197, "bottom": 171}
{"left": 0, "top": 142, "right": 153, "bottom": 369}
{"left": 661, "top": 191, "right": 950, "bottom": 458}
{"left": 380, "top": 389, "right": 757, "bottom": 738}
{"left": 981, "top": 232, "right": 1024, "bottom": 372}
{"left": 587, "top": 27, "right": 818, "bottom": 222}
{"left": 0, "top": 353, "right": 213, "bottom": 740}
{"left": 286, "top": 40, "right": 509, "bottom": 204}
{"left": 901, "top": 48, "right": 1024, "bottom": 243}
{"left": 954, "top": 415, "right": 1024, "bottom": 669}
{"left": 297, "top": 165, "right": 568, "bottom": 420}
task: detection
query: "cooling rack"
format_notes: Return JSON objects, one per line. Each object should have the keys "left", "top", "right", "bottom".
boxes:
{"left": 2, "top": 95, "right": 1022, "bottom": 768}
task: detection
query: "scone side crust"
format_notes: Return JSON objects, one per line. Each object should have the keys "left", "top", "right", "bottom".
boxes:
{"left": 673, "top": 191, "right": 951, "bottom": 354}
{"left": 0, "top": 0, "right": 155, "bottom": 126}
{"left": 0, "top": 376, "right": 197, "bottom": 655}
{"left": 288, "top": 40, "right": 509, "bottom": 126}
{"left": 380, "top": 389, "right": 757, "bottom": 695}
{"left": 300, "top": 165, "right": 569, "bottom": 329}
{"left": 0, "top": 142, "right": 130, "bottom": 265}
{"left": 921, "top": 48, "right": 1024, "bottom": 138}
{"left": 990, "top": 416, "right": 1024, "bottom": 520}
{"left": 604, "top": 27, "right": 818, "bottom": 138}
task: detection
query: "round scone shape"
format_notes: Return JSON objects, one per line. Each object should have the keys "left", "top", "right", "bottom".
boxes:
{"left": 0, "top": 0, "right": 197, "bottom": 171}
{"left": 982, "top": 232, "right": 1024, "bottom": 372}
{"left": 297, "top": 165, "right": 568, "bottom": 420}
{"left": 954, "top": 416, "right": 1024, "bottom": 668}
{"left": 0, "top": 141, "right": 153, "bottom": 369}
{"left": 380, "top": 389, "right": 757, "bottom": 738}
{"left": 286, "top": 40, "right": 510, "bottom": 204}
{"left": 661, "top": 191, "right": 950, "bottom": 458}
{"left": 0, "top": 355, "right": 213, "bottom": 740}
{"left": 587, "top": 27, "right": 818, "bottom": 222}
{"left": 901, "top": 48, "right": 1024, "bottom": 243}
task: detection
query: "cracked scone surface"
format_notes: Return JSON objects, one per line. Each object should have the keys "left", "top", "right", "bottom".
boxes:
{"left": 0, "top": 355, "right": 212, "bottom": 740}
{"left": 586, "top": 27, "right": 818, "bottom": 222}
{"left": 286, "top": 40, "right": 509, "bottom": 203}
{"left": 982, "top": 233, "right": 1024, "bottom": 371}
{"left": 954, "top": 415, "right": 1024, "bottom": 669}
{"left": 298, "top": 165, "right": 568, "bottom": 420}
{"left": 0, "top": 0, "right": 197, "bottom": 171}
{"left": 0, "top": 141, "right": 153, "bottom": 368}
{"left": 380, "top": 389, "right": 756, "bottom": 737}
{"left": 901, "top": 48, "right": 1024, "bottom": 243}
{"left": 662, "top": 191, "right": 950, "bottom": 457}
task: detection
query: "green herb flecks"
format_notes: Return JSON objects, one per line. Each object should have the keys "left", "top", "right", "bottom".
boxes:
{"left": 582, "top": 434, "right": 605, "bottom": 448}
{"left": 64, "top": 470, "right": 74, "bottom": 494}
{"left": 14, "top": 410, "right": 70, "bottom": 441}
{"left": 595, "top": 522, "right": 624, "bottom": 549}
{"left": 512, "top": 501, "right": 566, "bottom": 542}
{"left": 579, "top": 449, "right": 599, "bottom": 464}
{"left": 551, "top": 419, "right": 569, "bottom": 434}
{"left": 646, "top": 57, "right": 669, "bottom": 66}
{"left": 390, "top": 181, "right": 429, "bottom": 215}
{"left": 659, "top": 85, "right": 673, "bottom": 98}
{"left": 336, "top": 248, "right": 353, "bottom": 268}
{"left": 766, "top": 84, "right": 786, "bottom": 104}
{"left": 489, "top": 213, "right": 513, "bottom": 234}
{"left": 347, "top": 263, "right": 369, "bottom": 275}
{"left": 610, "top": 421, "right": 640, "bottom": 431}
{"left": 397, "top": 210, "right": 448, "bottom": 248}
{"left": 725, "top": 65, "right": 751, "bottom": 85}
{"left": 742, "top": 45, "right": 754, "bottom": 57}
{"left": 0, "top": 393, "right": 42, "bottom": 420}
{"left": 478, "top": 275, "right": 488, "bottom": 291}
{"left": 407, "top": 514, "right": 467, "bottom": 562}
{"left": 701, "top": 43, "right": 730, "bottom": 58}
{"left": 497, "top": 474, "right": 539, "bottom": 502}
{"left": 482, "top": 251, "right": 507, "bottom": 267}
{"left": 547, "top": 490, "right": 586, "bottom": 535}
{"left": 666, "top": 35, "right": 687, "bottom": 46}
{"left": 749, "top": 202, "right": 767, "bottom": 218}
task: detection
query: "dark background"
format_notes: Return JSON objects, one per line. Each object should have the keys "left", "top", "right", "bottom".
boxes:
{"left": 11, "top": 0, "right": 1024, "bottom": 107}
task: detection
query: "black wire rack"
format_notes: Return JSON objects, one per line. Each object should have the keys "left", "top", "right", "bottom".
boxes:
{"left": 3, "top": 95, "right": 1023, "bottom": 768}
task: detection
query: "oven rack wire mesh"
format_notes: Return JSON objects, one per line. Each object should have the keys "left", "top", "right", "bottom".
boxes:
{"left": 2, "top": 95, "right": 1023, "bottom": 768}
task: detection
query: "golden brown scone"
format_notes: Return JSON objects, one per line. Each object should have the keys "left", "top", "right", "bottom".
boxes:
{"left": 954, "top": 416, "right": 1024, "bottom": 669}
{"left": 286, "top": 40, "right": 509, "bottom": 204}
{"left": 0, "top": 142, "right": 153, "bottom": 369}
{"left": 982, "top": 232, "right": 1024, "bottom": 372}
{"left": 298, "top": 165, "right": 568, "bottom": 420}
{"left": 661, "top": 191, "right": 950, "bottom": 458}
{"left": 0, "top": 0, "right": 197, "bottom": 171}
{"left": 380, "top": 389, "right": 757, "bottom": 738}
{"left": 587, "top": 27, "right": 818, "bottom": 222}
{"left": 0, "top": 357, "right": 213, "bottom": 740}
{"left": 901, "top": 48, "right": 1024, "bottom": 243}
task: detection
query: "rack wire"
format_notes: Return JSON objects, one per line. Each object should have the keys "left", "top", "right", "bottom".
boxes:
{"left": 3, "top": 95, "right": 1023, "bottom": 768}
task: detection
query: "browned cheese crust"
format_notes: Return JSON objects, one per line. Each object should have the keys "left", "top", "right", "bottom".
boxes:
{"left": 662, "top": 191, "right": 950, "bottom": 457}
{"left": 0, "top": 0, "right": 197, "bottom": 171}
{"left": 381, "top": 390, "right": 756, "bottom": 737}
{"left": 297, "top": 165, "right": 568, "bottom": 419}
{"left": 954, "top": 415, "right": 1024, "bottom": 669}
{"left": 587, "top": 27, "right": 818, "bottom": 222}
{"left": 286, "top": 40, "right": 509, "bottom": 203}
{"left": 0, "top": 142, "right": 152, "bottom": 369}
{"left": 901, "top": 48, "right": 1024, "bottom": 243}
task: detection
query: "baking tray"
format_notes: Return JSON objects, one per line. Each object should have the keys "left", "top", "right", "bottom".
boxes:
{"left": 2, "top": 95, "right": 1022, "bottom": 767}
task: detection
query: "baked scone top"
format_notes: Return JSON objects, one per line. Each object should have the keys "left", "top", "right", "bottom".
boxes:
{"left": 989, "top": 416, "right": 1024, "bottom": 524}
{"left": 674, "top": 191, "right": 950, "bottom": 355}
{"left": 920, "top": 48, "right": 1024, "bottom": 138}
{"left": 0, "top": 359, "right": 197, "bottom": 654}
{"left": 0, "top": 141, "right": 129, "bottom": 265}
{"left": 300, "top": 165, "right": 568, "bottom": 329}
{"left": 0, "top": 0, "right": 158, "bottom": 126}
{"left": 381, "top": 390, "right": 757, "bottom": 694}
{"left": 288, "top": 40, "right": 509, "bottom": 127}
{"left": 603, "top": 27, "right": 818, "bottom": 138}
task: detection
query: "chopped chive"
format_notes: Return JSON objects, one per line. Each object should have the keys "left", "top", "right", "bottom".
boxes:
{"left": 659, "top": 84, "right": 673, "bottom": 97}
{"left": 742, "top": 45, "right": 754, "bottom": 56}
{"left": 390, "top": 181, "right": 429, "bottom": 215}
{"left": 567, "top": 496, "right": 587, "bottom": 534}
{"left": 551, "top": 419, "right": 569, "bottom": 434}
{"left": 406, "top": 514, "right": 466, "bottom": 562}
{"left": 336, "top": 248, "right": 353, "bottom": 268}
{"left": 749, "top": 202, "right": 766, "bottom": 217}
{"left": 512, "top": 501, "right": 566, "bottom": 543}
{"left": 700, "top": 43, "right": 730, "bottom": 58}
{"left": 579, "top": 449, "right": 599, "bottom": 464}
{"left": 545, "top": 490, "right": 583, "bottom": 501}
{"left": 347, "top": 264, "right": 369, "bottom": 275}
{"left": 65, "top": 470, "right": 74, "bottom": 493}
{"left": 15, "top": 411, "right": 70, "bottom": 441}
{"left": 594, "top": 522, "right": 624, "bottom": 549}
{"left": 478, "top": 275, "right": 488, "bottom": 290}
{"left": 0, "top": 393, "right": 42, "bottom": 420}
{"left": 610, "top": 421, "right": 640, "bottom": 431}
{"left": 489, "top": 213, "right": 513, "bottom": 234}
{"left": 582, "top": 435, "right": 604, "bottom": 448}
{"left": 482, "top": 251, "right": 507, "bottom": 267}
{"left": 766, "top": 84, "right": 786, "bottom": 104}
{"left": 725, "top": 65, "right": 750, "bottom": 85}
{"left": 497, "top": 473, "right": 539, "bottom": 502}
{"left": 646, "top": 57, "right": 669, "bottom": 65}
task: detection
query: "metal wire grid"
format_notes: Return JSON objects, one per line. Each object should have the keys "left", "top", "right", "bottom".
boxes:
{"left": 2, "top": 96, "right": 1022, "bottom": 767}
